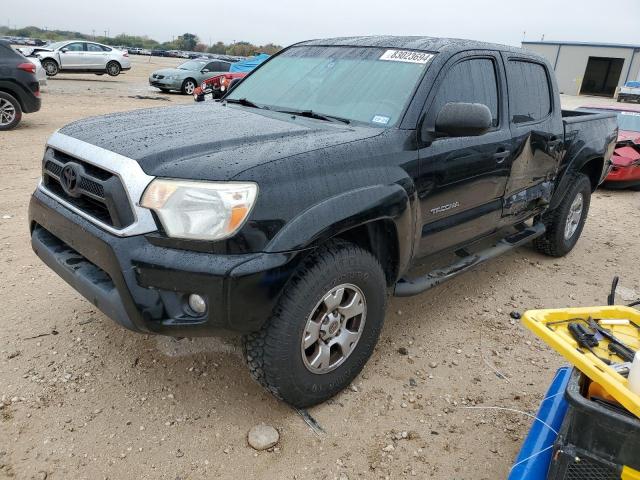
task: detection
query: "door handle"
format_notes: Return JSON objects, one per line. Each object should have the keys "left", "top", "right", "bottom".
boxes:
{"left": 493, "top": 149, "right": 511, "bottom": 163}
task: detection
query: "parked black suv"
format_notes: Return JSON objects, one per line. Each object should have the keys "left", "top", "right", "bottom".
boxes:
{"left": 29, "top": 37, "right": 617, "bottom": 406}
{"left": 0, "top": 40, "right": 41, "bottom": 130}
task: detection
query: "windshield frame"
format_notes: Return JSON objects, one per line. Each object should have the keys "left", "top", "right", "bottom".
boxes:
{"left": 224, "top": 44, "right": 435, "bottom": 128}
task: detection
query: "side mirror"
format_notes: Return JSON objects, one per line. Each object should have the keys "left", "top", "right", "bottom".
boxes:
{"left": 435, "top": 102, "right": 492, "bottom": 137}
{"left": 60, "top": 48, "right": 68, "bottom": 53}
{"left": 201, "top": 69, "right": 210, "bottom": 73}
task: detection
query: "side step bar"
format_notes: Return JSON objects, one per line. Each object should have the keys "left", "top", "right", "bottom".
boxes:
{"left": 394, "top": 223, "right": 546, "bottom": 297}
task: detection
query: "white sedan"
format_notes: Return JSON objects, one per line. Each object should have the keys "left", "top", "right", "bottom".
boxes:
{"left": 37, "top": 40, "right": 131, "bottom": 77}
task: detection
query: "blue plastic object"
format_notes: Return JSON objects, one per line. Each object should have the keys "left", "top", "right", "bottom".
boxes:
{"left": 625, "top": 81, "right": 640, "bottom": 88}
{"left": 230, "top": 53, "right": 270, "bottom": 73}
{"left": 508, "top": 367, "right": 571, "bottom": 480}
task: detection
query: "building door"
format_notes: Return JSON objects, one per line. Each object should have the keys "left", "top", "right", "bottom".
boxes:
{"left": 580, "top": 56, "right": 624, "bottom": 97}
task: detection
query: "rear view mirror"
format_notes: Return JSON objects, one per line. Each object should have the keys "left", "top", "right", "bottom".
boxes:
{"left": 435, "top": 102, "right": 492, "bottom": 137}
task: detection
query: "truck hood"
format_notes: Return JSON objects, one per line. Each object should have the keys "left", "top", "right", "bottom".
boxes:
{"left": 57, "top": 103, "right": 382, "bottom": 180}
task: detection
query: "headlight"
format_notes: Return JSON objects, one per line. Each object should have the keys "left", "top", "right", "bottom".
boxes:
{"left": 140, "top": 179, "right": 258, "bottom": 241}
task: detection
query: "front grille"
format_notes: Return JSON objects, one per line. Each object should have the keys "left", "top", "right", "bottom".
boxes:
{"left": 42, "top": 148, "right": 135, "bottom": 229}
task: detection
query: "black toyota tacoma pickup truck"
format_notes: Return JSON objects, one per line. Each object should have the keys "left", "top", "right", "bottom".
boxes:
{"left": 29, "top": 37, "right": 617, "bottom": 407}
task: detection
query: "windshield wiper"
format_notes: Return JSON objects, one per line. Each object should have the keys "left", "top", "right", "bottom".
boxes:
{"left": 225, "top": 98, "right": 263, "bottom": 109}
{"left": 275, "top": 109, "right": 351, "bottom": 125}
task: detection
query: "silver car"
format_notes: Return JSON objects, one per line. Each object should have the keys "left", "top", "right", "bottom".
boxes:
{"left": 37, "top": 40, "right": 131, "bottom": 77}
{"left": 149, "top": 59, "right": 232, "bottom": 94}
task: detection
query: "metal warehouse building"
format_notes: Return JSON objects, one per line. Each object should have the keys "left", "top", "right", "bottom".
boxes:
{"left": 522, "top": 41, "right": 640, "bottom": 97}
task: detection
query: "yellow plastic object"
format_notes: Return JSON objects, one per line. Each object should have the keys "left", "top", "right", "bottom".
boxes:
{"left": 522, "top": 306, "right": 640, "bottom": 419}
{"left": 622, "top": 466, "right": 640, "bottom": 480}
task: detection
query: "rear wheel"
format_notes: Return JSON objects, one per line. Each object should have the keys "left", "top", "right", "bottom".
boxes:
{"left": 533, "top": 173, "right": 592, "bottom": 257}
{"left": 106, "top": 61, "right": 121, "bottom": 76}
{"left": 42, "top": 59, "right": 58, "bottom": 76}
{"left": 243, "top": 241, "right": 387, "bottom": 407}
{"left": 0, "top": 92, "right": 22, "bottom": 131}
{"left": 181, "top": 79, "right": 196, "bottom": 95}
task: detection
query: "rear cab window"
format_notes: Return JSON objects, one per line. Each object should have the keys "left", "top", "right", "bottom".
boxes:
{"left": 506, "top": 60, "right": 552, "bottom": 124}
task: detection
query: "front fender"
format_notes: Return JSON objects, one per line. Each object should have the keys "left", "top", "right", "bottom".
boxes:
{"left": 265, "top": 183, "right": 414, "bottom": 271}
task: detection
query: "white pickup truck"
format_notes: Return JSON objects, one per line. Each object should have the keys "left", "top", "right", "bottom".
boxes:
{"left": 618, "top": 81, "right": 640, "bottom": 103}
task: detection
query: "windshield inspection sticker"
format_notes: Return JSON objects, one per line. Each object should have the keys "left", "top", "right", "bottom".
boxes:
{"left": 372, "top": 115, "right": 390, "bottom": 125}
{"left": 379, "top": 50, "right": 434, "bottom": 64}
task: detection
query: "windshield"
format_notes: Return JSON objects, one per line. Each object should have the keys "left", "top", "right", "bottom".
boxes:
{"left": 226, "top": 45, "right": 433, "bottom": 127}
{"left": 178, "top": 60, "right": 207, "bottom": 71}
{"left": 47, "top": 41, "right": 69, "bottom": 51}
{"left": 617, "top": 111, "right": 640, "bottom": 132}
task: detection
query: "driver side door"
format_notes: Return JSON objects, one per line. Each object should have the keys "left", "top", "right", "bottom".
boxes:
{"left": 416, "top": 51, "right": 512, "bottom": 256}
{"left": 58, "top": 42, "right": 85, "bottom": 69}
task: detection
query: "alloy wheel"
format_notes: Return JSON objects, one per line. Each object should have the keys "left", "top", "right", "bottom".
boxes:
{"left": 301, "top": 283, "right": 367, "bottom": 374}
{"left": 564, "top": 192, "right": 584, "bottom": 240}
{"left": 0, "top": 98, "right": 16, "bottom": 126}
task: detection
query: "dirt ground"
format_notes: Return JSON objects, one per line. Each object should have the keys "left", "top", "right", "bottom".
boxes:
{"left": 1, "top": 55, "right": 639, "bottom": 480}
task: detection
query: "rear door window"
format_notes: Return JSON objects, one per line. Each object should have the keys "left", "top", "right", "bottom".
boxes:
{"left": 429, "top": 58, "right": 500, "bottom": 126}
{"left": 506, "top": 60, "right": 552, "bottom": 124}
{"left": 86, "top": 43, "right": 106, "bottom": 53}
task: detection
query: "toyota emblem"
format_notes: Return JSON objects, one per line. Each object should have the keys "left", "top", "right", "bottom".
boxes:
{"left": 61, "top": 163, "right": 82, "bottom": 196}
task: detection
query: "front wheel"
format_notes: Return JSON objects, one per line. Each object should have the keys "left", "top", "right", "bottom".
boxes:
{"left": 106, "top": 61, "right": 121, "bottom": 76}
{"left": 42, "top": 59, "right": 58, "bottom": 76}
{"left": 533, "top": 173, "right": 592, "bottom": 257}
{"left": 243, "top": 241, "right": 387, "bottom": 407}
{"left": 181, "top": 79, "right": 196, "bottom": 95}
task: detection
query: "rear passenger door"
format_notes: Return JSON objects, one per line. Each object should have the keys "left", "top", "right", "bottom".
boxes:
{"left": 501, "top": 54, "right": 563, "bottom": 212}
{"left": 85, "top": 43, "right": 109, "bottom": 68}
{"left": 416, "top": 51, "right": 512, "bottom": 256}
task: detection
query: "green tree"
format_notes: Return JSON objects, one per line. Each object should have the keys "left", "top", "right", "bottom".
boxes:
{"left": 227, "top": 41, "right": 256, "bottom": 57}
{"left": 207, "top": 41, "right": 227, "bottom": 54}
{"left": 176, "top": 33, "right": 198, "bottom": 51}
{"left": 258, "top": 43, "right": 282, "bottom": 55}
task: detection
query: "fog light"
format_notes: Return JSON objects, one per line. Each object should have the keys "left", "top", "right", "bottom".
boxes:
{"left": 188, "top": 294, "right": 207, "bottom": 314}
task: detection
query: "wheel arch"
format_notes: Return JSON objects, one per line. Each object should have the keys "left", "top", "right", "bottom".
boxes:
{"left": 550, "top": 155, "right": 605, "bottom": 210}
{"left": 579, "top": 156, "right": 605, "bottom": 192}
{"left": 264, "top": 184, "right": 415, "bottom": 286}
{"left": 0, "top": 85, "right": 25, "bottom": 111}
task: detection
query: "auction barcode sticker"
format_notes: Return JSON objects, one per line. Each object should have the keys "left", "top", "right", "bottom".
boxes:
{"left": 379, "top": 50, "right": 434, "bottom": 64}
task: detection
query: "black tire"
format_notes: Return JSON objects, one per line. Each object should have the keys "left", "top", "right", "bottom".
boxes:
{"left": 243, "top": 241, "right": 387, "bottom": 407}
{"left": 106, "top": 61, "right": 121, "bottom": 77}
{"left": 0, "top": 91, "right": 22, "bottom": 131}
{"left": 533, "top": 173, "right": 592, "bottom": 257}
{"left": 41, "top": 59, "right": 58, "bottom": 77}
{"left": 181, "top": 78, "right": 196, "bottom": 95}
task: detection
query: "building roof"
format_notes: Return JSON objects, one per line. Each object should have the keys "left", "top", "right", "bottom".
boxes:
{"left": 523, "top": 40, "right": 640, "bottom": 50}
{"left": 297, "top": 36, "right": 525, "bottom": 54}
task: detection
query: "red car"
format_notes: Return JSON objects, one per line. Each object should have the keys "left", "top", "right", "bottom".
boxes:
{"left": 193, "top": 72, "right": 246, "bottom": 101}
{"left": 580, "top": 104, "right": 640, "bottom": 190}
